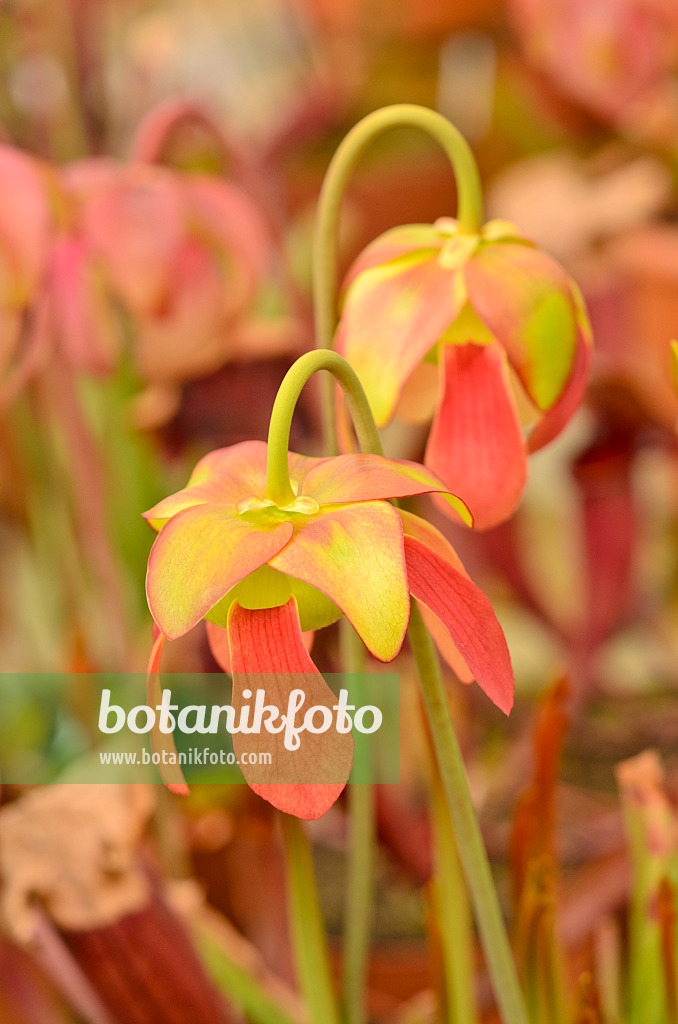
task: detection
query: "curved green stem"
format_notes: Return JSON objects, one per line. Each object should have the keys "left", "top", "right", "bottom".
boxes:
{"left": 264, "top": 349, "right": 383, "bottom": 506}
{"left": 408, "top": 602, "right": 529, "bottom": 1024}
{"left": 312, "top": 104, "right": 483, "bottom": 450}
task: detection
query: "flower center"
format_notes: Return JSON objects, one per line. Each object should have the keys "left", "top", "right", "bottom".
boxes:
{"left": 236, "top": 494, "right": 320, "bottom": 516}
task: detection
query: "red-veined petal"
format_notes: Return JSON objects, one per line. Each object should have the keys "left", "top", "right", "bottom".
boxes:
{"left": 146, "top": 629, "right": 188, "bottom": 795}
{"left": 146, "top": 508, "right": 293, "bottom": 639}
{"left": 227, "top": 599, "right": 353, "bottom": 819}
{"left": 397, "top": 509, "right": 474, "bottom": 682}
{"left": 206, "top": 619, "right": 315, "bottom": 673}
{"left": 301, "top": 453, "right": 471, "bottom": 524}
{"left": 336, "top": 253, "right": 463, "bottom": 426}
{"left": 270, "top": 502, "right": 410, "bottom": 662}
{"left": 404, "top": 535, "right": 514, "bottom": 714}
{"left": 425, "top": 342, "right": 527, "bottom": 531}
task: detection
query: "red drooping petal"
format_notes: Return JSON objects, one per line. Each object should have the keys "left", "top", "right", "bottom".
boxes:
{"left": 227, "top": 599, "right": 353, "bottom": 819}
{"left": 146, "top": 629, "right": 189, "bottom": 795}
{"left": 425, "top": 342, "right": 527, "bottom": 531}
{"left": 146, "top": 507, "right": 293, "bottom": 639}
{"left": 398, "top": 510, "right": 474, "bottom": 683}
{"left": 206, "top": 619, "right": 315, "bottom": 673}
{"left": 526, "top": 327, "right": 591, "bottom": 453}
{"left": 404, "top": 535, "right": 514, "bottom": 714}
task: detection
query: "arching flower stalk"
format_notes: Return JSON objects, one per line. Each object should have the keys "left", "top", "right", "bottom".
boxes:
{"left": 315, "top": 105, "right": 592, "bottom": 530}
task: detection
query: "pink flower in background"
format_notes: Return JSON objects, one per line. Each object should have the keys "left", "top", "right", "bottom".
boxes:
{"left": 80, "top": 163, "right": 270, "bottom": 386}
{"left": 509, "top": 0, "right": 678, "bottom": 122}
{"left": 0, "top": 146, "right": 51, "bottom": 385}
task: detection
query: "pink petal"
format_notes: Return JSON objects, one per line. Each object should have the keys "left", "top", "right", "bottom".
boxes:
{"left": 527, "top": 325, "right": 591, "bottom": 453}
{"left": 269, "top": 501, "right": 410, "bottom": 662}
{"left": 465, "top": 243, "right": 582, "bottom": 411}
{"left": 0, "top": 145, "right": 51, "bottom": 302}
{"left": 425, "top": 342, "right": 527, "bottom": 530}
{"left": 404, "top": 535, "right": 514, "bottom": 714}
{"left": 146, "top": 507, "right": 293, "bottom": 639}
{"left": 143, "top": 441, "right": 269, "bottom": 525}
{"left": 336, "top": 252, "right": 462, "bottom": 426}
{"left": 82, "top": 164, "right": 185, "bottom": 313}
{"left": 184, "top": 176, "right": 269, "bottom": 291}
{"left": 341, "top": 223, "right": 444, "bottom": 291}
{"left": 49, "top": 236, "right": 119, "bottom": 376}
{"left": 145, "top": 629, "right": 188, "bottom": 795}
{"left": 301, "top": 453, "right": 470, "bottom": 522}
{"left": 143, "top": 443, "right": 326, "bottom": 528}
{"left": 206, "top": 619, "right": 314, "bottom": 673}
{"left": 227, "top": 599, "right": 353, "bottom": 819}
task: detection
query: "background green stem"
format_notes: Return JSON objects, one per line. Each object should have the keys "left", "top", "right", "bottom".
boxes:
{"left": 408, "top": 602, "right": 530, "bottom": 1024}
{"left": 312, "top": 103, "right": 484, "bottom": 451}
{"left": 282, "top": 815, "right": 341, "bottom": 1024}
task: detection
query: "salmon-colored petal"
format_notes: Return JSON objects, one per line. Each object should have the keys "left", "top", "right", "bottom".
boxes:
{"left": 143, "top": 441, "right": 269, "bottom": 526}
{"left": 336, "top": 253, "right": 463, "bottom": 426}
{"left": 301, "top": 453, "right": 471, "bottom": 523}
{"left": 404, "top": 535, "right": 514, "bottom": 714}
{"left": 466, "top": 243, "right": 581, "bottom": 410}
{"left": 526, "top": 326, "right": 591, "bottom": 453}
{"left": 269, "top": 502, "right": 410, "bottom": 662}
{"left": 425, "top": 342, "right": 527, "bottom": 531}
{"left": 206, "top": 619, "right": 314, "bottom": 673}
{"left": 145, "top": 629, "right": 188, "bottom": 795}
{"left": 227, "top": 599, "right": 353, "bottom": 819}
{"left": 143, "top": 443, "right": 326, "bottom": 528}
{"left": 342, "top": 223, "right": 443, "bottom": 291}
{"left": 398, "top": 510, "right": 468, "bottom": 578}
{"left": 146, "top": 507, "right": 293, "bottom": 639}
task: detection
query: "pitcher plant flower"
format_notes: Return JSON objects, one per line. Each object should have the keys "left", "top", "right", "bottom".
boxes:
{"left": 335, "top": 216, "right": 592, "bottom": 529}
{"left": 145, "top": 353, "right": 514, "bottom": 819}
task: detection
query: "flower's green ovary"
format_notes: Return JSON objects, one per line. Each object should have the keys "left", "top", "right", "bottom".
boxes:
{"left": 206, "top": 563, "right": 341, "bottom": 633}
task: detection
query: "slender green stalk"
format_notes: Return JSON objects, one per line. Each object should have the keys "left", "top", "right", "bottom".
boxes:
{"left": 282, "top": 815, "right": 341, "bottom": 1024}
{"left": 264, "top": 349, "right": 383, "bottom": 506}
{"left": 430, "top": 761, "right": 477, "bottom": 1024}
{"left": 408, "top": 602, "right": 529, "bottom": 1024}
{"left": 312, "top": 103, "right": 484, "bottom": 450}
{"left": 340, "top": 620, "right": 374, "bottom": 1024}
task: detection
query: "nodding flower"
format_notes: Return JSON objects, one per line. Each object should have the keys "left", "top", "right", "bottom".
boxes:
{"left": 145, "top": 440, "right": 514, "bottom": 818}
{"left": 336, "top": 217, "right": 592, "bottom": 530}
